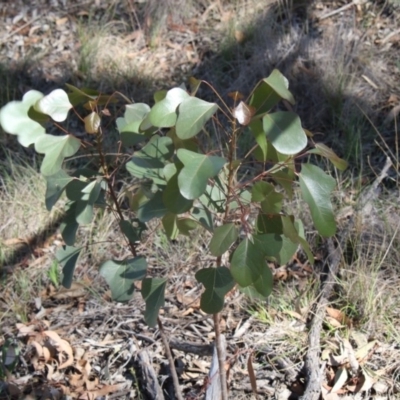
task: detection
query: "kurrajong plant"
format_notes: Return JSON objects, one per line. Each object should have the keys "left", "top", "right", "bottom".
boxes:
{"left": 0, "top": 70, "right": 347, "bottom": 399}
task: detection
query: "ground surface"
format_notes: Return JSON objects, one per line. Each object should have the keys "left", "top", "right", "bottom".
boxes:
{"left": 1, "top": 0, "right": 400, "bottom": 399}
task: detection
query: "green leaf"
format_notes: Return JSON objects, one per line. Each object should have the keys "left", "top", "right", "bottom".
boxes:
{"left": 299, "top": 163, "right": 336, "bottom": 237}
{"left": 199, "top": 183, "right": 226, "bottom": 213}
{"left": 100, "top": 257, "right": 147, "bottom": 302}
{"left": 252, "top": 263, "right": 273, "bottom": 297}
{"left": 75, "top": 179, "right": 103, "bottom": 224}
{"left": 45, "top": 170, "right": 74, "bottom": 211}
{"left": 120, "top": 219, "right": 147, "bottom": 243}
{"left": 163, "top": 174, "right": 193, "bottom": 214}
{"left": 141, "top": 278, "right": 167, "bottom": 327}
{"left": 256, "top": 213, "right": 284, "bottom": 235}
{"left": 0, "top": 90, "right": 45, "bottom": 147}
{"left": 263, "top": 112, "right": 307, "bottom": 155}
{"left": 251, "top": 182, "right": 283, "bottom": 214}
{"left": 84, "top": 112, "right": 101, "bottom": 134}
{"left": 177, "top": 149, "right": 226, "bottom": 199}
{"left": 137, "top": 190, "right": 168, "bottom": 222}
{"left": 116, "top": 103, "right": 151, "bottom": 146}
{"left": 148, "top": 87, "right": 190, "bottom": 127}
{"left": 262, "top": 69, "right": 295, "bottom": 104}
{"left": 254, "top": 229, "right": 298, "bottom": 266}
{"left": 65, "top": 84, "right": 98, "bottom": 106}
{"left": 167, "top": 128, "right": 199, "bottom": 152}
{"left": 308, "top": 143, "right": 348, "bottom": 171}
{"left": 195, "top": 267, "right": 235, "bottom": 314}
{"left": 176, "top": 218, "right": 197, "bottom": 235}
{"left": 27, "top": 106, "right": 49, "bottom": 124}
{"left": 239, "top": 284, "right": 269, "bottom": 300}
{"left": 230, "top": 239, "right": 265, "bottom": 287}
{"left": 126, "top": 135, "right": 173, "bottom": 184}
{"left": 270, "top": 169, "right": 295, "bottom": 199}
{"left": 191, "top": 205, "right": 214, "bottom": 232}
{"left": 209, "top": 223, "right": 238, "bottom": 256}
{"left": 60, "top": 203, "right": 79, "bottom": 246}
{"left": 249, "top": 120, "right": 268, "bottom": 161}
{"left": 35, "top": 134, "right": 81, "bottom": 176}
{"left": 56, "top": 245, "right": 82, "bottom": 288}
{"left": 188, "top": 77, "right": 201, "bottom": 96}
{"left": 176, "top": 97, "right": 218, "bottom": 139}
{"left": 249, "top": 70, "right": 294, "bottom": 116}
{"left": 162, "top": 213, "right": 179, "bottom": 240}
{"left": 35, "top": 89, "right": 72, "bottom": 122}
{"left": 64, "top": 179, "right": 102, "bottom": 225}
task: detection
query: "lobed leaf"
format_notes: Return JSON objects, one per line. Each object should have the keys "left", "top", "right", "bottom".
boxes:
{"left": 0, "top": 90, "right": 45, "bottom": 147}
{"left": 177, "top": 149, "right": 226, "bottom": 200}
{"left": 195, "top": 267, "right": 235, "bottom": 314}
{"left": 176, "top": 97, "right": 218, "bottom": 139}
{"left": 35, "top": 89, "right": 72, "bottom": 122}
{"left": 100, "top": 257, "right": 147, "bottom": 302}
{"left": 148, "top": 87, "right": 190, "bottom": 127}
{"left": 35, "top": 134, "right": 81, "bottom": 176}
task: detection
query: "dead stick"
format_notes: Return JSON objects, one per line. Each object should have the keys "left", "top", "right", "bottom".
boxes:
{"left": 318, "top": 1, "right": 354, "bottom": 21}
{"left": 157, "top": 317, "right": 184, "bottom": 400}
{"left": 213, "top": 313, "right": 229, "bottom": 400}
{"left": 300, "top": 157, "right": 392, "bottom": 400}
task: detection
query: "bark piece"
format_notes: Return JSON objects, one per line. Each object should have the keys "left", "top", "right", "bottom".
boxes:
{"left": 137, "top": 350, "right": 164, "bottom": 399}
{"left": 205, "top": 334, "right": 226, "bottom": 400}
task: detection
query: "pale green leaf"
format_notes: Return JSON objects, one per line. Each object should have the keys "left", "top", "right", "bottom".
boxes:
{"left": 177, "top": 149, "right": 226, "bottom": 199}
{"left": 0, "top": 90, "right": 45, "bottom": 147}
{"left": 299, "top": 163, "right": 337, "bottom": 237}
{"left": 263, "top": 112, "right": 307, "bottom": 155}
{"left": 35, "top": 134, "right": 81, "bottom": 175}
{"left": 35, "top": 89, "right": 72, "bottom": 122}
{"left": 176, "top": 97, "right": 218, "bottom": 139}
{"left": 148, "top": 87, "right": 190, "bottom": 127}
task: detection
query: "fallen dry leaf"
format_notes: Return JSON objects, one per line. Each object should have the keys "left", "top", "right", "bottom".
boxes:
{"left": 44, "top": 331, "right": 74, "bottom": 369}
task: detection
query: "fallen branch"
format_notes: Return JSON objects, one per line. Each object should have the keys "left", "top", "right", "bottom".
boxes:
{"left": 136, "top": 350, "right": 164, "bottom": 399}
{"left": 300, "top": 157, "right": 392, "bottom": 400}
{"left": 169, "top": 339, "right": 213, "bottom": 356}
{"left": 157, "top": 317, "right": 184, "bottom": 400}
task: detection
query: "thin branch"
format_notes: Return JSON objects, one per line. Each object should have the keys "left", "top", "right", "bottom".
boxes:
{"left": 157, "top": 317, "right": 184, "bottom": 400}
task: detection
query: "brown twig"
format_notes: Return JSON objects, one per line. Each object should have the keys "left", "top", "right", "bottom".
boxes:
{"left": 157, "top": 317, "right": 184, "bottom": 400}
{"left": 212, "top": 313, "right": 229, "bottom": 400}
